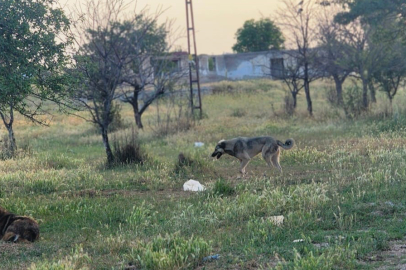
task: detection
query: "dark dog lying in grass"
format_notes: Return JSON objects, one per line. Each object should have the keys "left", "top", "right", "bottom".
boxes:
{"left": 0, "top": 206, "right": 39, "bottom": 243}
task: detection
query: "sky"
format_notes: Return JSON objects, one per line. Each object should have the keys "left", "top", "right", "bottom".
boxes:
{"left": 64, "top": 0, "right": 284, "bottom": 55}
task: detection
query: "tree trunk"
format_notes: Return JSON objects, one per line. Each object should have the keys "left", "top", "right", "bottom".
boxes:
{"left": 303, "top": 63, "right": 313, "bottom": 116}
{"left": 389, "top": 97, "right": 393, "bottom": 115}
{"left": 304, "top": 81, "right": 312, "bottom": 116}
{"left": 101, "top": 126, "right": 114, "bottom": 165}
{"left": 6, "top": 125, "right": 16, "bottom": 156}
{"left": 0, "top": 106, "right": 17, "bottom": 157}
{"left": 292, "top": 91, "right": 298, "bottom": 108}
{"left": 135, "top": 112, "right": 143, "bottom": 129}
{"left": 130, "top": 89, "right": 143, "bottom": 129}
{"left": 368, "top": 80, "right": 377, "bottom": 103}
{"left": 361, "top": 77, "right": 369, "bottom": 109}
{"left": 333, "top": 75, "right": 343, "bottom": 106}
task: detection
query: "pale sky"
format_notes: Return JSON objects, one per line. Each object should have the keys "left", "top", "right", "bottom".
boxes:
{"left": 64, "top": 0, "right": 284, "bottom": 55}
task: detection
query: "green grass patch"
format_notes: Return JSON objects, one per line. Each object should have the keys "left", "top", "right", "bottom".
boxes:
{"left": 2, "top": 79, "right": 406, "bottom": 269}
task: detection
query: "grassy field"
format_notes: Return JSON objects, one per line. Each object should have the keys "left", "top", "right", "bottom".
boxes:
{"left": 1, "top": 79, "right": 406, "bottom": 269}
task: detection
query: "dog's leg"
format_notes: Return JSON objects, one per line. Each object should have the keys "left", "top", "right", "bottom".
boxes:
{"left": 262, "top": 143, "right": 275, "bottom": 176}
{"left": 238, "top": 150, "right": 252, "bottom": 175}
{"left": 271, "top": 149, "right": 282, "bottom": 173}
{"left": 262, "top": 152, "right": 273, "bottom": 169}
{"left": 239, "top": 159, "right": 251, "bottom": 174}
{"left": 236, "top": 151, "right": 251, "bottom": 175}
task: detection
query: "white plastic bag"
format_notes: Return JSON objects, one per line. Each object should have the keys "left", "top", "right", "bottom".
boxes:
{"left": 183, "top": 179, "right": 206, "bottom": 192}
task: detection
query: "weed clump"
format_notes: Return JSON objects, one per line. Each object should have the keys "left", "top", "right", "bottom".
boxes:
{"left": 211, "top": 81, "right": 234, "bottom": 94}
{"left": 230, "top": 108, "right": 247, "bottom": 117}
{"left": 174, "top": 152, "right": 194, "bottom": 175}
{"left": 212, "top": 179, "right": 235, "bottom": 196}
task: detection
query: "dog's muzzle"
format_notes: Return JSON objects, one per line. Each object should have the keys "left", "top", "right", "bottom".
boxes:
{"left": 211, "top": 151, "right": 223, "bottom": 159}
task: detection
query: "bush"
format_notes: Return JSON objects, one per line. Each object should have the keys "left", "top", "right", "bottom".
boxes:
{"left": 284, "top": 94, "right": 295, "bottom": 116}
{"left": 112, "top": 128, "right": 146, "bottom": 165}
{"left": 342, "top": 84, "right": 364, "bottom": 119}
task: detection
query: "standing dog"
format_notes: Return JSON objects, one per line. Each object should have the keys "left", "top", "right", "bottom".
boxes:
{"left": 0, "top": 206, "right": 39, "bottom": 243}
{"left": 211, "top": 136, "right": 294, "bottom": 174}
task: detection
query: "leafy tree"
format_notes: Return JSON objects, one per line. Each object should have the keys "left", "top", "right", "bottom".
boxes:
{"left": 370, "top": 23, "right": 406, "bottom": 109}
{"left": 232, "top": 18, "right": 284, "bottom": 53}
{"left": 315, "top": 4, "right": 353, "bottom": 105}
{"left": 333, "top": 0, "right": 406, "bottom": 109}
{"left": 0, "top": 0, "right": 71, "bottom": 156}
{"left": 335, "top": 0, "right": 406, "bottom": 26}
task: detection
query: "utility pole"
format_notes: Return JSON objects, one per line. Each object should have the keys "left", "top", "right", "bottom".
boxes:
{"left": 185, "top": 0, "right": 202, "bottom": 118}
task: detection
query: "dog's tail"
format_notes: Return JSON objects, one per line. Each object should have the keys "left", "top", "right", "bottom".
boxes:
{"left": 277, "top": 138, "right": 295, "bottom": 150}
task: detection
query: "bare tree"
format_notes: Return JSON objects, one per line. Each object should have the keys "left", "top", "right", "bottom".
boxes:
{"left": 70, "top": 0, "right": 133, "bottom": 164}
{"left": 69, "top": 0, "right": 185, "bottom": 163}
{"left": 276, "top": 0, "right": 320, "bottom": 116}
{"left": 279, "top": 54, "right": 304, "bottom": 109}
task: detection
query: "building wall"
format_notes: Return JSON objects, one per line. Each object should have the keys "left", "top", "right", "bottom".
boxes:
{"left": 196, "top": 50, "right": 288, "bottom": 82}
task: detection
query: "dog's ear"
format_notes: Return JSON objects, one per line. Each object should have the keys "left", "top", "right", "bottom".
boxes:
{"left": 216, "top": 152, "right": 223, "bottom": 159}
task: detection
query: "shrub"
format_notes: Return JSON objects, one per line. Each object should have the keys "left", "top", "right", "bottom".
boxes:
{"left": 284, "top": 94, "right": 295, "bottom": 116}
{"left": 342, "top": 84, "right": 364, "bottom": 119}
{"left": 112, "top": 128, "right": 146, "bottom": 165}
